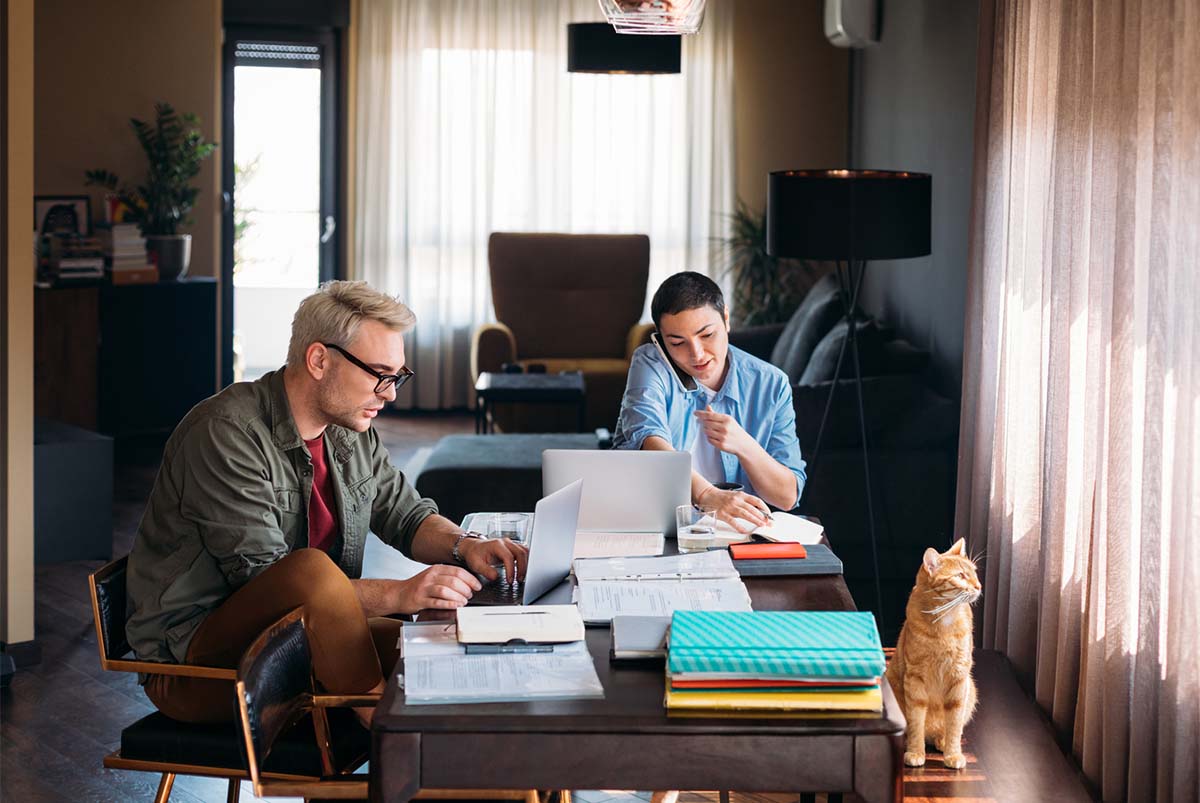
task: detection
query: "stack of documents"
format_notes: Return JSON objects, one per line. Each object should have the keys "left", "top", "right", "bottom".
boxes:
{"left": 400, "top": 620, "right": 604, "bottom": 705}
{"left": 572, "top": 551, "right": 753, "bottom": 625}
{"left": 664, "top": 610, "right": 886, "bottom": 713}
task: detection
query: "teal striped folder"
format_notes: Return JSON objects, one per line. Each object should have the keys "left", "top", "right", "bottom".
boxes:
{"left": 668, "top": 611, "right": 886, "bottom": 679}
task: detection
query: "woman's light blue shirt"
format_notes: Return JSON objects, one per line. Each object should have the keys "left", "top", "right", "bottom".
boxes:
{"left": 612, "top": 343, "right": 807, "bottom": 507}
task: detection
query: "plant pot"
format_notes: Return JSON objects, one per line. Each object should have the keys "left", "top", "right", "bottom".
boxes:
{"left": 145, "top": 234, "right": 192, "bottom": 280}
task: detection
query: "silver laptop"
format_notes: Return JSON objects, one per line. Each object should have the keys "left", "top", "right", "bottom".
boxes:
{"left": 468, "top": 479, "right": 583, "bottom": 606}
{"left": 542, "top": 450, "right": 691, "bottom": 536}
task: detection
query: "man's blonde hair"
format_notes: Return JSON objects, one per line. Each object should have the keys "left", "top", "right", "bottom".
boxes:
{"left": 287, "top": 280, "right": 416, "bottom": 368}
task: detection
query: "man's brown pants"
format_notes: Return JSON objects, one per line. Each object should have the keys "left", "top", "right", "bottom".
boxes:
{"left": 145, "top": 548, "right": 403, "bottom": 723}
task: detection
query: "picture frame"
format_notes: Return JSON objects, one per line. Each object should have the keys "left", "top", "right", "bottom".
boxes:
{"left": 34, "top": 195, "right": 91, "bottom": 238}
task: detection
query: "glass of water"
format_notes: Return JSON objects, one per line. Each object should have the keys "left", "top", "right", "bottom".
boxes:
{"left": 486, "top": 512, "right": 530, "bottom": 544}
{"left": 675, "top": 504, "right": 719, "bottom": 552}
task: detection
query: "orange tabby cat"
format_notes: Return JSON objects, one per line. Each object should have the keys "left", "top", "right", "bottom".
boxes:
{"left": 885, "top": 538, "right": 981, "bottom": 769}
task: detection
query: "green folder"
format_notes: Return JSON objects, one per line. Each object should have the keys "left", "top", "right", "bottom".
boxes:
{"left": 668, "top": 611, "right": 886, "bottom": 679}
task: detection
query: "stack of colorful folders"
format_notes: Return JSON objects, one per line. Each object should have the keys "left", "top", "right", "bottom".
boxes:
{"left": 664, "top": 610, "right": 886, "bottom": 713}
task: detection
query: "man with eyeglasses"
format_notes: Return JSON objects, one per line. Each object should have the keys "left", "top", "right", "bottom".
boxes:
{"left": 126, "top": 281, "right": 524, "bottom": 725}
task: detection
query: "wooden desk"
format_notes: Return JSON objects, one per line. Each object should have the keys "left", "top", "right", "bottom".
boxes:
{"left": 371, "top": 574, "right": 905, "bottom": 803}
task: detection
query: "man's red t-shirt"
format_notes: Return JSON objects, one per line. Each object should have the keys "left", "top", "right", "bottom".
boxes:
{"left": 304, "top": 435, "right": 338, "bottom": 553}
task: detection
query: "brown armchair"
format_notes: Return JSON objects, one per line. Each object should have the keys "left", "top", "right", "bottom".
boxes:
{"left": 471, "top": 232, "right": 654, "bottom": 432}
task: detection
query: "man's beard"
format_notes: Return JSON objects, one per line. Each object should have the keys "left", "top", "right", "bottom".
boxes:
{"left": 317, "top": 383, "right": 373, "bottom": 432}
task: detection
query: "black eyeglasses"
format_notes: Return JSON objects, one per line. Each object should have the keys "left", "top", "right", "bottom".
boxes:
{"left": 322, "top": 343, "right": 415, "bottom": 394}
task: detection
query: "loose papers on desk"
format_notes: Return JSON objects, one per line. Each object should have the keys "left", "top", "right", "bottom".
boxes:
{"left": 572, "top": 551, "right": 752, "bottom": 624}
{"left": 400, "top": 621, "right": 603, "bottom": 705}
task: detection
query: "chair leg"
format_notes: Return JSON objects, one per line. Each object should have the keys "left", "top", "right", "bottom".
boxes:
{"left": 153, "top": 772, "right": 175, "bottom": 803}
{"left": 226, "top": 778, "right": 241, "bottom": 803}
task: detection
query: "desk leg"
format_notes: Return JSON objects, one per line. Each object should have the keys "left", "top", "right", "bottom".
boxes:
{"left": 853, "top": 733, "right": 903, "bottom": 803}
{"left": 372, "top": 732, "right": 421, "bottom": 803}
{"left": 577, "top": 398, "right": 586, "bottom": 433}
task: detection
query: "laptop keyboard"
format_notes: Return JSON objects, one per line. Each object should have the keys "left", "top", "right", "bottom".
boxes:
{"left": 470, "top": 577, "right": 523, "bottom": 606}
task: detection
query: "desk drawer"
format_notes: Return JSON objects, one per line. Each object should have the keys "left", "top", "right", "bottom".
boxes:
{"left": 421, "top": 733, "right": 854, "bottom": 792}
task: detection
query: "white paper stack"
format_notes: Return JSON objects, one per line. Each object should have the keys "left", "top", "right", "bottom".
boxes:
{"left": 571, "top": 551, "right": 752, "bottom": 624}
{"left": 399, "top": 621, "right": 604, "bottom": 705}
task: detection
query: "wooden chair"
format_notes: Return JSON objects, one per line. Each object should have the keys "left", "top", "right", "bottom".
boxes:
{"left": 236, "top": 606, "right": 545, "bottom": 803}
{"left": 88, "top": 556, "right": 370, "bottom": 802}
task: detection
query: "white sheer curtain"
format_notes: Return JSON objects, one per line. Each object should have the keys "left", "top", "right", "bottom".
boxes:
{"left": 354, "top": 0, "right": 734, "bottom": 409}
{"left": 958, "top": 1, "right": 1199, "bottom": 800}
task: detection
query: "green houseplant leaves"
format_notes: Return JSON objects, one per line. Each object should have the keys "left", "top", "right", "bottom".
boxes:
{"left": 85, "top": 102, "right": 218, "bottom": 237}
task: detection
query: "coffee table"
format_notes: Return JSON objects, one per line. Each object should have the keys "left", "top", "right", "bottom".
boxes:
{"left": 371, "top": 573, "right": 905, "bottom": 803}
{"left": 474, "top": 372, "right": 587, "bottom": 434}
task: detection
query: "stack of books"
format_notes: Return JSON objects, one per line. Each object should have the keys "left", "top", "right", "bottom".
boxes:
{"left": 664, "top": 610, "right": 886, "bottom": 713}
{"left": 98, "top": 223, "right": 157, "bottom": 284}
{"left": 46, "top": 233, "right": 104, "bottom": 281}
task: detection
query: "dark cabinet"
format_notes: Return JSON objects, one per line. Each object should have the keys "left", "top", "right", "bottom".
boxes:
{"left": 35, "top": 279, "right": 218, "bottom": 437}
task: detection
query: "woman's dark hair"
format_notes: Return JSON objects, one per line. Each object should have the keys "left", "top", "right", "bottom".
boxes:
{"left": 650, "top": 271, "right": 726, "bottom": 330}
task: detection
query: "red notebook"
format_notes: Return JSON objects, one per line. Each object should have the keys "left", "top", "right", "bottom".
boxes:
{"left": 729, "top": 542, "right": 807, "bottom": 560}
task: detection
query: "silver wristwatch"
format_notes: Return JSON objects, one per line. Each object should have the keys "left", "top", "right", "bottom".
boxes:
{"left": 451, "top": 531, "right": 484, "bottom": 565}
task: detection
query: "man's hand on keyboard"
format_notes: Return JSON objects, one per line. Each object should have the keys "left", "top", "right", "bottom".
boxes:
{"left": 393, "top": 564, "right": 482, "bottom": 611}
{"left": 457, "top": 536, "right": 529, "bottom": 584}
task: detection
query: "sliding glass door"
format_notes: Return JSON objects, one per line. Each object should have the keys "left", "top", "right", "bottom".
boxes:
{"left": 221, "top": 27, "right": 340, "bottom": 385}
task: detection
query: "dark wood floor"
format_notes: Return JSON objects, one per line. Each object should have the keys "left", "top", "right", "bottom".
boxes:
{"left": 1, "top": 411, "right": 1095, "bottom": 802}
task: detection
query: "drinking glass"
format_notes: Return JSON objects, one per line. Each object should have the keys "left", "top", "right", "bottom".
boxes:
{"left": 675, "top": 504, "right": 718, "bottom": 552}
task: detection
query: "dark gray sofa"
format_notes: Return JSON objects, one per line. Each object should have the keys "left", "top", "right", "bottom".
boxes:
{"left": 730, "top": 274, "right": 959, "bottom": 640}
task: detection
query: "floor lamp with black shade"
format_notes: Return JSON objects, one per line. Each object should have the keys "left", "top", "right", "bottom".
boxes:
{"left": 766, "top": 169, "right": 932, "bottom": 631}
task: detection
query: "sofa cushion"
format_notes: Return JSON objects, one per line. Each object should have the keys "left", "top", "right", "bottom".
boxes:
{"left": 798, "top": 317, "right": 888, "bottom": 385}
{"left": 770, "top": 273, "right": 845, "bottom": 384}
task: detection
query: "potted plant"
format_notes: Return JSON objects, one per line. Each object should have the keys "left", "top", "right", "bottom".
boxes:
{"left": 86, "top": 102, "right": 217, "bottom": 280}
{"left": 713, "top": 200, "right": 826, "bottom": 327}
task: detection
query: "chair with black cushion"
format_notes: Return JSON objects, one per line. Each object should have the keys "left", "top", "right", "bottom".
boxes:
{"left": 237, "top": 607, "right": 545, "bottom": 803}
{"left": 88, "top": 557, "right": 370, "bottom": 803}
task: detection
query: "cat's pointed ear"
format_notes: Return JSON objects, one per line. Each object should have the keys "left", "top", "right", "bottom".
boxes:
{"left": 948, "top": 538, "right": 966, "bottom": 556}
{"left": 923, "top": 547, "right": 940, "bottom": 576}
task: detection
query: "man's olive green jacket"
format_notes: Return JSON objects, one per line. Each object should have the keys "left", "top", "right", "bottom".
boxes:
{"left": 125, "top": 369, "right": 437, "bottom": 666}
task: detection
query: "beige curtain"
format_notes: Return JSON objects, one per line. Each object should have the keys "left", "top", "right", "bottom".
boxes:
{"left": 957, "top": 1, "right": 1199, "bottom": 801}
{"left": 354, "top": 0, "right": 734, "bottom": 409}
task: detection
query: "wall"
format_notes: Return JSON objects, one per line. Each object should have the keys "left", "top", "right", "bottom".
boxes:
{"left": 3, "top": 0, "right": 35, "bottom": 650}
{"left": 34, "top": 0, "right": 222, "bottom": 279}
{"left": 733, "top": 0, "right": 849, "bottom": 213}
{"left": 853, "top": 0, "right": 980, "bottom": 399}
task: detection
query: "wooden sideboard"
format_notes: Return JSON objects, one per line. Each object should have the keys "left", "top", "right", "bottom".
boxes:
{"left": 35, "top": 279, "right": 218, "bottom": 437}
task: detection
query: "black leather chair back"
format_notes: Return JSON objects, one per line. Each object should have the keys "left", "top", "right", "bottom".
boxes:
{"left": 93, "top": 556, "right": 132, "bottom": 661}
{"left": 239, "top": 611, "right": 312, "bottom": 767}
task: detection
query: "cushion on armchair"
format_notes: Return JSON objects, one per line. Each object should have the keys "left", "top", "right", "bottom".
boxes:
{"left": 769, "top": 273, "right": 846, "bottom": 384}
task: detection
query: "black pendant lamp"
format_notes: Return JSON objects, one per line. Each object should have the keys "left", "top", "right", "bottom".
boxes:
{"left": 567, "top": 22, "right": 681, "bottom": 75}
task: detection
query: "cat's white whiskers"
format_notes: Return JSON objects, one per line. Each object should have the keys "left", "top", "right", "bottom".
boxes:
{"left": 924, "top": 591, "right": 970, "bottom": 618}
{"left": 931, "top": 595, "right": 971, "bottom": 623}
